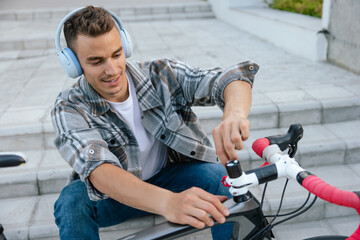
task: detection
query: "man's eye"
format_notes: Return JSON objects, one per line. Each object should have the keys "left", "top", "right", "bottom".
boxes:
{"left": 114, "top": 54, "right": 121, "bottom": 58}
{"left": 91, "top": 61, "right": 101, "bottom": 65}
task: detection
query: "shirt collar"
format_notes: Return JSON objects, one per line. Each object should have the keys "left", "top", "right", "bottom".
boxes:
{"left": 126, "top": 61, "right": 162, "bottom": 112}
{"left": 80, "top": 61, "right": 162, "bottom": 117}
{"left": 79, "top": 76, "right": 110, "bottom": 117}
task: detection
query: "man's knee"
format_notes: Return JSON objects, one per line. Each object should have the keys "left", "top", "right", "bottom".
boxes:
{"left": 194, "top": 162, "right": 231, "bottom": 198}
{"left": 54, "top": 180, "right": 94, "bottom": 221}
{"left": 199, "top": 162, "right": 226, "bottom": 181}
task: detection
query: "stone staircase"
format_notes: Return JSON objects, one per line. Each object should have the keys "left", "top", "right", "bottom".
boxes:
{"left": 0, "top": 1, "right": 359, "bottom": 239}
{"left": 0, "top": 2, "right": 214, "bottom": 54}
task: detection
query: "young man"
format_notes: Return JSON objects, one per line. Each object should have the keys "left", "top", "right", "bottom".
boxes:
{"left": 52, "top": 6, "right": 258, "bottom": 239}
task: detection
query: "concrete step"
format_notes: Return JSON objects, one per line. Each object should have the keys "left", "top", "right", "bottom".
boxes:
{"left": 1, "top": 89, "right": 359, "bottom": 152}
{"left": 0, "top": 2, "right": 215, "bottom": 53}
{"left": 272, "top": 215, "right": 358, "bottom": 240}
{"left": 1, "top": 121, "right": 359, "bottom": 199}
{"left": 0, "top": 162, "right": 359, "bottom": 239}
{"left": 197, "top": 84, "right": 360, "bottom": 134}
{"left": 0, "top": 193, "right": 156, "bottom": 240}
{"left": 1, "top": 209, "right": 358, "bottom": 240}
{"left": 0, "top": 150, "right": 71, "bottom": 199}
{"left": 0, "top": 2, "right": 213, "bottom": 22}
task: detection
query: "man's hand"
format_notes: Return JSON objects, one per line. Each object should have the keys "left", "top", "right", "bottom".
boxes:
{"left": 213, "top": 81, "right": 252, "bottom": 166}
{"left": 163, "top": 187, "right": 229, "bottom": 229}
{"left": 213, "top": 113, "right": 250, "bottom": 166}
{"left": 90, "top": 164, "right": 229, "bottom": 229}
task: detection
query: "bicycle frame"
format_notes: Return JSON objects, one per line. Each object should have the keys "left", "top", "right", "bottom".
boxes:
{"left": 119, "top": 192, "right": 271, "bottom": 240}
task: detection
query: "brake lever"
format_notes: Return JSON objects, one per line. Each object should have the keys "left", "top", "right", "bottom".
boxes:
{"left": 267, "top": 123, "right": 303, "bottom": 158}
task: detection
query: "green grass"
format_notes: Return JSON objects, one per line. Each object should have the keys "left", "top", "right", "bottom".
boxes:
{"left": 265, "top": 0, "right": 323, "bottom": 18}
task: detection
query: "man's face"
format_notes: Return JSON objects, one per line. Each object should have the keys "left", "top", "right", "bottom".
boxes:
{"left": 74, "top": 27, "right": 128, "bottom": 102}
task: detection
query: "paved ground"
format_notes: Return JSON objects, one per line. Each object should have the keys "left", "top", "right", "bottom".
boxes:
{"left": 1, "top": 18, "right": 360, "bottom": 132}
{"left": 0, "top": 0, "right": 203, "bottom": 10}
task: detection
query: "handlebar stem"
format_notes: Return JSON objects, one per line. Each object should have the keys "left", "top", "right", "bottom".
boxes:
{"left": 226, "top": 172, "right": 259, "bottom": 197}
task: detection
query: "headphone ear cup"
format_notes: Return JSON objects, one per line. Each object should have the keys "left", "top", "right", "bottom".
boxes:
{"left": 58, "top": 48, "right": 83, "bottom": 78}
{"left": 120, "top": 29, "right": 133, "bottom": 58}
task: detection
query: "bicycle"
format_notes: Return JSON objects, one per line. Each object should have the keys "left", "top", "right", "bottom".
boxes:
{"left": 118, "top": 124, "right": 360, "bottom": 240}
{"left": 0, "top": 152, "right": 27, "bottom": 240}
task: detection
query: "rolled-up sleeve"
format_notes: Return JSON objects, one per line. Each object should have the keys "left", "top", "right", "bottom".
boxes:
{"left": 51, "top": 99, "right": 123, "bottom": 201}
{"left": 145, "top": 59, "right": 259, "bottom": 111}
{"left": 214, "top": 61, "right": 259, "bottom": 110}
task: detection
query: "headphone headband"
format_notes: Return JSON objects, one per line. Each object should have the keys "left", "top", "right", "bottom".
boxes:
{"left": 55, "top": 7, "right": 133, "bottom": 78}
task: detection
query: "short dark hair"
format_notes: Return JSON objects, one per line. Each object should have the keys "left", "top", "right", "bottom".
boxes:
{"left": 64, "top": 6, "right": 115, "bottom": 52}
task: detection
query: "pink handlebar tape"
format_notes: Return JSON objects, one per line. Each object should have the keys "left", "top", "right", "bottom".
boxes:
{"left": 252, "top": 138, "right": 270, "bottom": 158}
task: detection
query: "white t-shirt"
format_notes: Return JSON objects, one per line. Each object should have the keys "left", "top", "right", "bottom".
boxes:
{"left": 106, "top": 73, "right": 167, "bottom": 180}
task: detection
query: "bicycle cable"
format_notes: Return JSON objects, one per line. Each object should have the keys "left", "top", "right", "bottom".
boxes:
{"left": 249, "top": 178, "right": 317, "bottom": 239}
{"left": 260, "top": 182, "right": 311, "bottom": 219}
{"left": 249, "top": 179, "right": 290, "bottom": 240}
{"left": 265, "top": 192, "right": 312, "bottom": 218}
{"left": 268, "top": 194, "right": 317, "bottom": 230}
{"left": 260, "top": 182, "right": 268, "bottom": 210}
{"left": 252, "top": 192, "right": 318, "bottom": 239}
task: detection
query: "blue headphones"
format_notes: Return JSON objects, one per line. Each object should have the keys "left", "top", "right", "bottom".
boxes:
{"left": 55, "top": 7, "right": 133, "bottom": 78}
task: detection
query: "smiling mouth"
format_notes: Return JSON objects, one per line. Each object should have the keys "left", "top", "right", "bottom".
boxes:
{"left": 103, "top": 76, "right": 119, "bottom": 83}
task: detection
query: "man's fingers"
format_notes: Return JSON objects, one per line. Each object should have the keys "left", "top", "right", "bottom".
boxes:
{"left": 216, "top": 195, "right": 229, "bottom": 203}
{"left": 213, "top": 117, "right": 251, "bottom": 165}
{"left": 231, "top": 123, "right": 243, "bottom": 150}
{"left": 169, "top": 191, "right": 212, "bottom": 228}
{"left": 232, "top": 118, "right": 250, "bottom": 150}
{"left": 166, "top": 189, "right": 231, "bottom": 229}
{"left": 222, "top": 123, "right": 239, "bottom": 160}
{"left": 213, "top": 127, "right": 230, "bottom": 164}
{"left": 239, "top": 120, "right": 250, "bottom": 141}
{"left": 177, "top": 188, "right": 229, "bottom": 227}
{"left": 191, "top": 207, "right": 215, "bottom": 227}
{"left": 193, "top": 200, "right": 224, "bottom": 225}
{"left": 184, "top": 215, "right": 206, "bottom": 229}
{"left": 197, "top": 189, "right": 229, "bottom": 223}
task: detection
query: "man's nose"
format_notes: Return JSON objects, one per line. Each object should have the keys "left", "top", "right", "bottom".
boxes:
{"left": 104, "top": 59, "right": 118, "bottom": 75}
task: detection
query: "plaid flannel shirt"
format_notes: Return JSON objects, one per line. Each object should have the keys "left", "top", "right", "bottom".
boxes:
{"left": 51, "top": 59, "right": 259, "bottom": 200}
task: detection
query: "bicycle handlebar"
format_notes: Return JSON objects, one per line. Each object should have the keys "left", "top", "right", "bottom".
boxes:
{"left": 251, "top": 131, "right": 360, "bottom": 240}
{"left": 0, "top": 152, "right": 26, "bottom": 168}
{"left": 302, "top": 175, "right": 360, "bottom": 240}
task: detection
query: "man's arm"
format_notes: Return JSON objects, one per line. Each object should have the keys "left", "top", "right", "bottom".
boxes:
{"left": 52, "top": 95, "right": 229, "bottom": 229}
{"left": 89, "top": 163, "right": 230, "bottom": 229}
{"left": 212, "top": 81, "right": 252, "bottom": 165}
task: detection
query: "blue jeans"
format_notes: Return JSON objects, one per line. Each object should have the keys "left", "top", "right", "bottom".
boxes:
{"left": 54, "top": 161, "right": 233, "bottom": 239}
